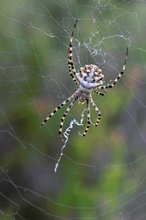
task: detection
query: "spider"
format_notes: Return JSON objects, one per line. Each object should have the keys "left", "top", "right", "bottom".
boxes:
{"left": 41, "top": 20, "right": 128, "bottom": 141}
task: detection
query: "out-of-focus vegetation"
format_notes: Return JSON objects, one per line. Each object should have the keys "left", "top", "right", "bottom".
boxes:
{"left": 0, "top": 0, "right": 146, "bottom": 219}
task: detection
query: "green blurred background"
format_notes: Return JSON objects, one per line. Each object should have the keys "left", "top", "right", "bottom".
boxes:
{"left": 0, "top": 0, "right": 146, "bottom": 219}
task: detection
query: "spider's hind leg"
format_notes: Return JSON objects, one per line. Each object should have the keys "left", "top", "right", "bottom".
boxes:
{"left": 98, "top": 47, "right": 128, "bottom": 91}
{"left": 68, "top": 20, "right": 79, "bottom": 85}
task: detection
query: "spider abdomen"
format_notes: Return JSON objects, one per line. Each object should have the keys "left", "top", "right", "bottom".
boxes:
{"left": 78, "top": 80, "right": 103, "bottom": 90}
{"left": 76, "top": 64, "right": 104, "bottom": 91}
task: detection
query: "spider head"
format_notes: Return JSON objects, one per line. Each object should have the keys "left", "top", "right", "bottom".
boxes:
{"left": 78, "top": 92, "right": 90, "bottom": 104}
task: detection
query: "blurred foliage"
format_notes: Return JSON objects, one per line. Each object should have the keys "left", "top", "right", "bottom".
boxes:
{"left": 0, "top": 0, "right": 146, "bottom": 220}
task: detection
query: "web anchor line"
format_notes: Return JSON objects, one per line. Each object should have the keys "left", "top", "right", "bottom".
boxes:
{"left": 54, "top": 109, "right": 86, "bottom": 172}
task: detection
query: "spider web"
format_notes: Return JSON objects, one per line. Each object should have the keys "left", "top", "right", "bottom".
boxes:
{"left": 1, "top": 0, "right": 146, "bottom": 219}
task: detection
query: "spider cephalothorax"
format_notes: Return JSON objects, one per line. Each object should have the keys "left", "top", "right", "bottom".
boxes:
{"left": 41, "top": 20, "right": 128, "bottom": 141}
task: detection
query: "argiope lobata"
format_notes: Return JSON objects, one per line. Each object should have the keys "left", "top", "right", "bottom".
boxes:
{"left": 41, "top": 20, "right": 128, "bottom": 141}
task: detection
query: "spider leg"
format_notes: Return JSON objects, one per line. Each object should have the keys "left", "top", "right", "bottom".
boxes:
{"left": 98, "top": 47, "right": 128, "bottom": 91}
{"left": 41, "top": 92, "right": 77, "bottom": 127}
{"left": 94, "top": 89, "right": 108, "bottom": 96}
{"left": 68, "top": 19, "right": 79, "bottom": 85}
{"left": 59, "top": 94, "right": 78, "bottom": 141}
{"left": 82, "top": 99, "right": 91, "bottom": 137}
{"left": 90, "top": 97, "right": 102, "bottom": 127}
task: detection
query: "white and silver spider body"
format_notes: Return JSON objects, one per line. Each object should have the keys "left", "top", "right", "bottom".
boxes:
{"left": 41, "top": 20, "right": 128, "bottom": 141}
{"left": 76, "top": 64, "right": 104, "bottom": 103}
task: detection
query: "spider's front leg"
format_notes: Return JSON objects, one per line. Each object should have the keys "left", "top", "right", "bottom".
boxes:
{"left": 90, "top": 97, "right": 102, "bottom": 127}
{"left": 59, "top": 94, "right": 78, "bottom": 141}
{"left": 40, "top": 92, "right": 77, "bottom": 127}
{"left": 82, "top": 97, "right": 102, "bottom": 137}
{"left": 82, "top": 99, "right": 91, "bottom": 137}
{"left": 94, "top": 89, "right": 108, "bottom": 96}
